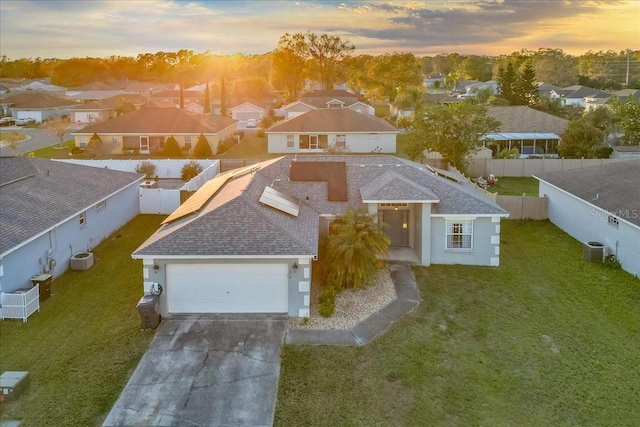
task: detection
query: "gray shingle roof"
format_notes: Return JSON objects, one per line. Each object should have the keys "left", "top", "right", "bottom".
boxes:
{"left": 134, "top": 155, "right": 507, "bottom": 258}
{"left": 266, "top": 109, "right": 397, "bottom": 133}
{"left": 534, "top": 160, "right": 640, "bottom": 227}
{"left": 360, "top": 171, "right": 439, "bottom": 202}
{"left": 0, "top": 158, "right": 143, "bottom": 255}
{"left": 72, "top": 107, "right": 236, "bottom": 135}
{"left": 487, "top": 106, "right": 569, "bottom": 134}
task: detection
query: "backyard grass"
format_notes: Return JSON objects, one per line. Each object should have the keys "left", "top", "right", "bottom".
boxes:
{"left": 275, "top": 220, "right": 640, "bottom": 426}
{"left": 487, "top": 176, "right": 540, "bottom": 196}
{"left": 0, "top": 215, "right": 164, "bottom": 427}
{"left": 217, "top": 133, "right": 278, "bottom": 159}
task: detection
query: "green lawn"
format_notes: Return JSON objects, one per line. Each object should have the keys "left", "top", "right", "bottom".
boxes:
{"left": 275, "top": 220, "right": 640, "bottom": 426}
{"left": 0, "top": 215, "right": 164, "bottom": 427}
{"left": 217, "top": 133, "right": 279, "bottom": 159}
{"left": 487, "top": 177, "right": 540, "bottom": 196}
{"left": 22, "top": 140, "right": 75, "bottom": 158}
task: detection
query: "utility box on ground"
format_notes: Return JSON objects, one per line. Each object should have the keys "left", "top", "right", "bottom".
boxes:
{"left": 136, "top": 295, "right": 160, "bottom": 330}
{"left": 0, "top": 371, "right": 30, "bottom": 402}
{"left": 31, "top": 274, "right": 52, "bottom": 301}
{"left": 583, "top": 241, "right": 604, "bottom": 263}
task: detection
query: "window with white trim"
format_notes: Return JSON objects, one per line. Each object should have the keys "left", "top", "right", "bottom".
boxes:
{"left": 287, "top": 134, "right": 294, "bottom": 148}
{"left": 607, "top": 215, "right": 619, "bottom": 228}
{"left": 369, "top": 133, "right": 379, "bottom": 140}
{"left": 335, "top": 134, "right": 346, "bottom": 148}
{"left": 446, "top": 219, "right": 473, "bottom": 250}
{"left": 97, "top": 200, "right": 106, "bottom": 211}
{"left": 79, "top": 212, "right": 86, "bottom": 228}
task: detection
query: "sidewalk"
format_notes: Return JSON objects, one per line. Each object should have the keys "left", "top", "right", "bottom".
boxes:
{"left": 285, "top": 262, "right": 421, "bottom": 346}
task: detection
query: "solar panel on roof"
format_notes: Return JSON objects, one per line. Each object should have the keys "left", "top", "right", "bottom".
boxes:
{"left": 426, "top": 165, "right": 464, "bottom": 184}
{"left": 161, "top": 163, "right": 260, "bottom": 224}
{"left": 259, "top": 186, "right": 300, "bottom": 217}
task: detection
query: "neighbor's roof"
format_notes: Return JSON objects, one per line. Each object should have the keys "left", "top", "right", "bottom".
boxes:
{"left": 133, "top": 155, "right": 507, "bottom": 258}
{"left": 0, "top": 157, "right": 143, "bottom": 255}
{"left": 534, "top": 160, "right": 640, "bottom": 227}
{"left": 266, "top": 109, "right": 397, "bottom": 133}
{"left": 72, "top": 107, "right": 237, "bottom": 135}
{"left": 0, "top": 92, "right": 80, "bottom": 109}
{"left": 68, "top": 93, "right": 150, "bottom": 110}
{"left": 487, "top": 106, "right": 569, "bottom": 134}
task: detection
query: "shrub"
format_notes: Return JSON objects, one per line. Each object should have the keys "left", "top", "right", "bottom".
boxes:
{"left": 135, "top": 160, "right": 157, "bottom": 178}
{"left": 318, "top": 284, "right": 337, "bottom": 318}
{"left": 181, "top": 160, "right": 203, "bottom": 181}
{"left": 216, "top": 137, "right": 237, "bottom": 155}
{"left": 193, "top": 133, "right": 213, "bottom": 158}
{"left": 162, "top": 136, "right": 182, "bottom": 157}
{"left": 71, "top": 146, "right": 84, "bottom": 155}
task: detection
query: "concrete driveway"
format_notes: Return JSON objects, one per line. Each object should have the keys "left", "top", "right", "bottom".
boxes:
{"left": 103, "top": 315, "right": 287, "bottom": 427}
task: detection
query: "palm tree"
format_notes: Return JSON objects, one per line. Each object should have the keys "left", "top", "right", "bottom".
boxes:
{"left": 324, "top": 208, "right": 390, "bottom": 289}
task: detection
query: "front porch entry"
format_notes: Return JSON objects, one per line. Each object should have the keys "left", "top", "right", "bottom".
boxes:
{"left": 382, "top": 209, "right": 409, "bottom": 247}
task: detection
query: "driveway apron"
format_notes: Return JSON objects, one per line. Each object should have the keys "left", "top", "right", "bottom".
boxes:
{"left": 103, "top": 315, "right": 287, "bottom": 427}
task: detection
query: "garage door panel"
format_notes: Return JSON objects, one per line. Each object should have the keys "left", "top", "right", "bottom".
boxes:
{"left": 167, "top": 264, "right": 288, "bottom": 314}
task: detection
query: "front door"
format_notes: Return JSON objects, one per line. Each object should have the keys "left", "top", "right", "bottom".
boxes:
{"left": 383, "top": 210, "right": 409, "bottom": 247}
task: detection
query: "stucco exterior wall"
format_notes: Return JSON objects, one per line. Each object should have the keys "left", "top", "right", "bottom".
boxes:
{"left": 141, "top": 257, "right": 313, "bottom": 318}
{"left": 0, "top": 183, "right": 140, "bottom": 294}
{"left": 540, "top": 181, "right": 640, "bottom": 277}
{"left": 429, "top": 216, "right": 501, "bottom": 266}
{"left": 267, "top": 132, "right": 396, "bottom": 153}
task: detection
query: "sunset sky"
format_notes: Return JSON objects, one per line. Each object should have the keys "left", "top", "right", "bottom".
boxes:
{"left": 1, "top": 0, "right": 638, "bottom": 59}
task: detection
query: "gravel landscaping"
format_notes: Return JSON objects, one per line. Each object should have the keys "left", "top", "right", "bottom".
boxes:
{"left": 288, "top": 266, "right": 397, "bottom": 330}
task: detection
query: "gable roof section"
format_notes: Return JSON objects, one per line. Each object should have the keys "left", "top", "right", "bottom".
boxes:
{"left": 0, "top": 92, "right": 79, "bottom": 109}
{"left": 266, "top": 109, "right": 397, "bottom": 133}
{"left": 68, "top": 93, "right": 150, "bottom": 111}
{"left": 360, "top": 170, "right": 439, "bottom": 202}
{"left": 487, "top": 106, "right": 569, "bottom": 134}
{"left": 0, "top": 158, "right": 143, "bottom": 255}
{"left": 534, "top": 160, "right": 640, "bottom": 227}
{"left": 72, "top": 107, "right": 236, "bottom": 135}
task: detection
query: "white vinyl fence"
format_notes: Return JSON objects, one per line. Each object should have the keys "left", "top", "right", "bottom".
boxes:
{"left": 468, "top": 158, "right": 628, "bottom": 178}
{"left": 55, "top": 159, "right": 220, "bottom": 214}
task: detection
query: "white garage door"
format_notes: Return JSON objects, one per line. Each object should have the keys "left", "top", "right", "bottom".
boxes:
{"left": 166, "top": 263, "right": 288, "bottom": 313}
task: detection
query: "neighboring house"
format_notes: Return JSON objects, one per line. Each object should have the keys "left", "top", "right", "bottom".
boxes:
{"left": 484, "top": 106, "right": 569, "bottom": 157}
{"left": 0, "top": 157, "right": 143, "bottom": 294}
{"left": 266, "top": 108, "right": 398, "bottom": 153}
{"left": 68, "top": 93, "right": 151, "bottom": 124}
{"left": 424, "top": 73, "right": 445, "bottom": 88}
{"left": 549, "top": 85, "right": 610, "bottom": 108}
{"left": 152, "top": 89, "right": 202, "bottom": 107}
{"left": 534, "top": 160, "right": 640, "bottom": 277}
{"left": 227, "top": 101, "right": 269, "bottom": 123}
{"left": 609, "top": 145, "right": 640, "bottom": 160}
{"left": 585, "top": 89, "right": 640, "bottom": 112}
{"left": 18, "top": 79, "right": 66, "bottom": 94}
{"left": 300, "top": 90, "right": 374, "bottom": 115}
{"left": 465, "top": 80, "right": 498, "bottom": 96}
{"left": 0, "top": 92, "right": 80, "bottom": 122}
{"left": 72, "top": 107, "right": 237, "bottom": 155}
{"left": 278, "top": 100, "right": 317, "bottom": 119}
{"left": 133, "top": 155, "right": 508, "bottom": 318}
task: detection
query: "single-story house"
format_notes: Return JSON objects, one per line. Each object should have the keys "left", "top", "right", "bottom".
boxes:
{"left": 151, "top": 89, "right": 203, "bottom": 108}
{"left": 609, "top": 145, "right": 640, "bottom": 160}
{"left": 132, "top": 155, "right": 508, "bottom": 318}
{"left": 0, "top": 92, "right": 80, "bottom": 122}
{"left": 484, "top": 106, "right": 569, "bottom": 157}
{"left": 0, "top": 157, "right": 143, "bottom": 295}
{"left": 72, "top": 107, "right": 237, "bottom": 155}
{"left": 549, "top": 85, "right": 610, "bottom": 109}
{"left": 266, "top": 109, "right": 398, "bottom": 153}
{"left": 68, "top": 93, "right": 151, "bottom": 124}
{"left": 300, "top": 90, "right": 374, "bottom": 114}
{"left": 227, "top": 101, "right": 269, "bottom": 123}
{"left": 534, "top": 160, "right": 640, "bottom": 277}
